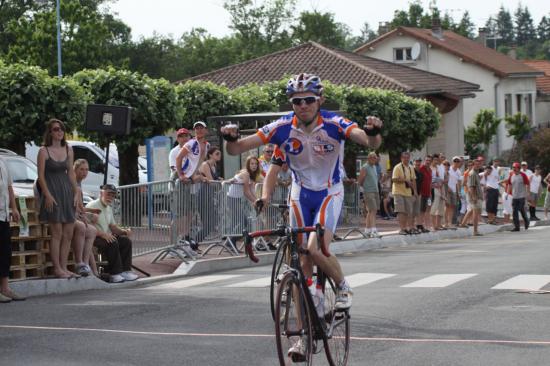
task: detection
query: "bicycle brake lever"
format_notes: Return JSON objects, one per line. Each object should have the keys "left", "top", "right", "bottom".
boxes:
{"left": 254, "top": 199, "right": 264, "bottom": 215}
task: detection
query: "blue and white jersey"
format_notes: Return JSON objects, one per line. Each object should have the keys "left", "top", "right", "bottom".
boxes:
{"left": 256, "top": 110, "right": 357, "bottom": 197}
{"left": 181, "top": 138, "right": 208, "bottom": 178}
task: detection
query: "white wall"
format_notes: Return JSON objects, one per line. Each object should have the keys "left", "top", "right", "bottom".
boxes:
{"left": 360, "top": 34, "right": 538, "bottom": 155}
{"left": 535, "top": 96, "right": 550, "bottom": 127}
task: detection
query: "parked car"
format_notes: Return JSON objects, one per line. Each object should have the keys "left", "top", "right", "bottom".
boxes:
{"left": 0, "top": 148, "right": 93, "bottom": 205}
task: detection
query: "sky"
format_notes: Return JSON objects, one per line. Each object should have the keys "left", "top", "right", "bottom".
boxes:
{"left": 109, "top": 0, "right": 550, "bottom": 40}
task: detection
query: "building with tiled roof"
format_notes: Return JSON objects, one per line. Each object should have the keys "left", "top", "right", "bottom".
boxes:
{"left": 522, "top": 60, "right": 550, "bottom": 127}
{"left": 184, "top": 41, "right": 481, "bottom": 157}
{"left": 355, "top": 24, "right": 543, "bottom": 155}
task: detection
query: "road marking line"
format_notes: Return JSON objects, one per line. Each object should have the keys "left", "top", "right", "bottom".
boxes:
{"left": 226, "top": 276, "right": 271, "bottom": 288}
{"left": 148, "top": 275, "right": 242, "bottom": 289}
{"left": 346, "top": 273, "right": 396, "bottom": 288}
{"left": 492, "top": 275, "right": 550, "bottom": 290}
{"left": 401, "top": 274, "right": 477, "bottom": 288}
{"left": 3, "top": 325, "right": 550, "bottom": 346}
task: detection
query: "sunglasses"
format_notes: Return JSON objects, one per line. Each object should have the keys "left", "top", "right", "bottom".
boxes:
{"left": 265, "top": 150, "right": 274, "bottom": 154}
{"left": 453, "top": 159, "right": 460, "bottom": 163}
{"left": 290, "top": 96, "right": 320, "bottom": 106}
{"left": 51, "top": 126, "right": 64, "bottom": 132}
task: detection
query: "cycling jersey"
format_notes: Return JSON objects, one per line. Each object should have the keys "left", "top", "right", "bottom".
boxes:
{"left": 256, "top": 110, "right": 357, "bottom": 198}
{"left": 181, "top": 138, "right": 208, "bottom": 178}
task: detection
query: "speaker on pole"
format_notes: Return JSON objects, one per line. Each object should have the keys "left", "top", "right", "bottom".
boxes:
{"left": 85, "top": 104, "right": 132, "bottom": 136}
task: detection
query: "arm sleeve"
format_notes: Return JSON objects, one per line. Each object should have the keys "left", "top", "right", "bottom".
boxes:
{"left": 270, "top": 146, "right": 286, "bottom": 167}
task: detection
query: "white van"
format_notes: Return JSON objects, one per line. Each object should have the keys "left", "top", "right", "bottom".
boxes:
{"left": 26, "top": 141, "right": 119, "bottom": 198}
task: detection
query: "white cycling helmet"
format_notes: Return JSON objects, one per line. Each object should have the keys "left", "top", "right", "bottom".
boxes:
{"left": 286, "top": 73, "right": 324, "bottom": 97}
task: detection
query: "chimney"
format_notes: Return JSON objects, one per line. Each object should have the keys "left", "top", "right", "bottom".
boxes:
{"left": 431, "top": 16, "right": 443, "bottom": 39}
{"left": 477, "top": 27, "right": 487, "bottom": 46}
{"left": 378, "top": 21, "right": 389, "bottom": 35}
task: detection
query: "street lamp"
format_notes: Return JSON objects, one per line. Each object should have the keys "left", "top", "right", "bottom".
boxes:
{"left": 37, "top": 0, "right": 62, "bottom": 77}
{"left": 55, "top": 0, "right": 62, "bottom": 77}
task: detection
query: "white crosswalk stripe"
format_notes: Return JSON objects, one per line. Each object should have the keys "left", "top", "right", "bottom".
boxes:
{"left": 226, "top": 276, "right": 271, "bottom": 288}
{"left": 151, "top": 275, "right": 243, "bottom": 290}
{"left": 401, "top": 274, "right": 477, "bottom": 288}
{"left": 491, "top": 275, "right": 550, "bottom": 290}
{"left": 346, "top": 273, "right": 396, "bottom": 287}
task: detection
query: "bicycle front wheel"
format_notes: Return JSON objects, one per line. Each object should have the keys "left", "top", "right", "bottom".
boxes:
{"left": 270, "top": 238, "right": 290, "bottom": 321}
{"left": 275, "top": 271, "right": 313, "bottom": 366}
{"left": 323, "top": 277, "right": 350, "bottom": 366}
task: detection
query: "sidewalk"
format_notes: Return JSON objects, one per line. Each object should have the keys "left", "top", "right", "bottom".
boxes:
{"left": 10, "top": 217, "right": 550, "bottom": 298}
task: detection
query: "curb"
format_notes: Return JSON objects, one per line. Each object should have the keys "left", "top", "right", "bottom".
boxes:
{"left": 10, "top": 220, "right": 550, "bottom": 298}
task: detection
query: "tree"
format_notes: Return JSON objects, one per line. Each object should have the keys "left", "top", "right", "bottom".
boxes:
{"left": 496, "top": 6, "right": 515, "bottom": 46}
{"left": 4, "top": 0, "right": 130, "bottom": 75}
{"left": 505, "top": 113, "right": 531, "bottom": 160}
{"left": 538, "top": 15, "right": 550, "bottom": 41}
{"left": 343, "top": 87, "right": 440, "bottom": 170}
{"left": 464, "top": 109, "right": 501, "bottom": 158}
{"left": 520, "top": 128, "right": 550, "bottom": 175}
{"left": 514, "top": 5, "right": 536, "bottom": 45}
{"left": 223, "top": 0, "right": 295, "bottom": 59}
{"left": 291, "top": 11, "right": 351, "bottom": 49}
{"left": 73, "top": 68, "right": 183, "bottom": 187}
{"left": 453, "top": 11, "right": 475, "bottom": 39}
{"left": 0, "top": 62, "right": 86, "bottom": 154}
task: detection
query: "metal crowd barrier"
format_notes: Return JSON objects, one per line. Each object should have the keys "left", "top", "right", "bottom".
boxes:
{"left": 115, "top": 179, "right": 364, "bottom": 262}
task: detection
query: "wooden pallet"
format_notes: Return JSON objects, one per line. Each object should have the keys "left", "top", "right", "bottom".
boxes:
{"left": 9, "top": 266, "right": 42, "bottom": 281}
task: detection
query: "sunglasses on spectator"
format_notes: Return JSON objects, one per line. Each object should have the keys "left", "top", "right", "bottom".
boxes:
{"left": 453, "top": 159, "right": 460, "bottom": 163}
{"left": 265, "top": 150, "right": 274, "bottom": 154}
{"left": 290, "top": 96, "right": 320, "bottom": 105}
{"left": 51, "top": 126, "right": 64, "bottom": 132}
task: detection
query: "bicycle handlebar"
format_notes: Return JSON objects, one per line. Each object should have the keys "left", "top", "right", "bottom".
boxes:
{"left": 242, "top": 224, "right": 329, "bottom": 263}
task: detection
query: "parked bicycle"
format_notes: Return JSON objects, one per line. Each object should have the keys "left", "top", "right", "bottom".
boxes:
{"left": 244, "top": 223, "right": 350, "bottom": 365}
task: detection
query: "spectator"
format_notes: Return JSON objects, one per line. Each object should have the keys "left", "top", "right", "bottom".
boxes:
{"left": 528, "top": 165, "right": 542, "bottom": 221}
{"left": 380, "top": 169, "right": 394, "bottom": 219}
{"left": 199, "top": 146, "right": 223, "bottom": 181}
{"left": 0, "top": 157, "right": 23, "bottom": 302}
{"left": 502, "top": 190, "right": 513, "bottom": 223}
{"left": 484, "top": 158, "right": 501, "bottom": 225}
{"left": 521, "top": 161, "right": 533, "bottom": 178}
{"left": 258, "top": 144, "right": 274, "bottom": 177}
{"left": 544, "top": 171, "right": 550, "bottom": 220}
{"left": 86, "top": 184, "right": 138, "bottom": 283}
{"left": 277, "top": 163, "right": 292, "bottom": 187}
{"left": 72, "top": 159, "right": 98, "bottom": 277}
{"left": 169, "top": 128, "right": 191, "bottom": 180}
{"left": 447, "top": 156, "right": 462, "bottom": 227}
{"left": 224, "top": 156, "right": 262, "bottom": 245}
{"left": 417, "top": 155, "right": 432, "bottom": 232}
{"left": 412, "top": 157, "right": 425, "bottom": 233}
{"left": 465, "top": 158, "right": 484, "bottom": 236}
{"left": 358, "top": 152, "right": 381, "bottom": 237}
{"left": 175, "top": 121, "right": 209, "bottom": 247}
{"left": 37, "top": 119, "right": 79, "bottom": 279}
{"left": 507, "top": 162, "right": 530, "bottom": 232}
{"left": 392, "top": 152, "right": 416, "bottom": 235}
{"left": 460, "top": 160, "right": 474, "bottom": 226}
{"left": 430, "top": 154, "right": 445, "bottom": 230}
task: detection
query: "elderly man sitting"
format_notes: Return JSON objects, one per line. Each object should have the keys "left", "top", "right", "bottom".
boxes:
{"left": 86, "top": 184, "right": 138, "bottom": 283}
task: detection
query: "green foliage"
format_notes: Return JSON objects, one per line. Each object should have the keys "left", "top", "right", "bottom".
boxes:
{"left": 0, "top": 62, "right": 86, "bottom": 154}
{"left": 464, "top": 109, "right": 501, "bottom": 158}
{"left": 514, "top": 5, "right": 536, "bottom": 45}
{"left": 505, "top": 112, "right": 532, "bottom": 160}
{"left": 3, "top": 0, "right": 130, "bottom": 76}
{"left": 496, "top": 6, "right": 515, "bottom": 46}
{"left": 291, "top": 11, "right": 351, "bottom": 49}
{"left": 342, "top": 86, "right": 440, "bottom": 162}
{"left": 520, "top": 128, "right": 550, "bottom": 175}
{"left": 73, "top": 68, "right": 182, "bottom": 185}
{"left": 176, "top": 80, "right": 244, "bottom": 129}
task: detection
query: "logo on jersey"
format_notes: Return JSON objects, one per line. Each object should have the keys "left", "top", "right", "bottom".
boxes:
{"left": 312, "top": 143, "right": 335, "bottom": 155}
{"left": 261, "top": 126, "right": 271, "bottom": 135}
{"left": 190, "top": 141, "right": 200, "bottom": 155}
{"left": 285, "top": 138, "right": 303, "bottom": 155}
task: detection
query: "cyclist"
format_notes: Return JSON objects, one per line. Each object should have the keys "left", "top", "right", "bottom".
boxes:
{"left": 222, "top": 73, "right": 382, "bottom": 356}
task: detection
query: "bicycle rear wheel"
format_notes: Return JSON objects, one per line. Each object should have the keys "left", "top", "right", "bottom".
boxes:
{"left": 323, "top": 276, "right": 350, "bottom": 366}
{"left": 270, "top": 238, "right": 290, "bottom": 321}
{"left": 275, "top": 271, "right": 313, "bottom": 366}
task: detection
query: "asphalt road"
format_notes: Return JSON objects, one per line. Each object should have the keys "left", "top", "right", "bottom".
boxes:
{"left": 2, "top": 226, "right": 550, "bottom": 366}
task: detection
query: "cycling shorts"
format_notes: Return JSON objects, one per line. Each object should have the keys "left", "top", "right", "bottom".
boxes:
{"left": 289, "top": 185, "right": 343, "bottom": 244}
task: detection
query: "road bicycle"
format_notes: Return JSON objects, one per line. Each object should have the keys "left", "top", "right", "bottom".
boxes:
{"left": 244, "top": 223, "right": 350, "bottom": 365}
